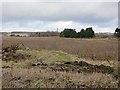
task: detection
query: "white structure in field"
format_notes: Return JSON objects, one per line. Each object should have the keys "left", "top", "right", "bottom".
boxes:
{"left": 95, "top": 33, "right": 114, "bottom": 38}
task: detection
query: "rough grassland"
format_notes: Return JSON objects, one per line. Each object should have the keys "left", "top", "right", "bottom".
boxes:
{"left": 2, "top": 36, "right": 118, "bottom": 61}
{"left": 2, "top": 50, "right": 119, "bottom": 88}
{"left": 2, "top": 37, "right": 119, "bottom": 88}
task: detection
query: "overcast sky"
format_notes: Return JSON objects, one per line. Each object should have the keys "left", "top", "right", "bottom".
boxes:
{"left": 1, "top": 0, "right": 119, "bottom": 33}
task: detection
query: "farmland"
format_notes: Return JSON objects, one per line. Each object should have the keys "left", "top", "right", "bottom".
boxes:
{"left": 2, "top": 36, "right": 119, "bottom": 88}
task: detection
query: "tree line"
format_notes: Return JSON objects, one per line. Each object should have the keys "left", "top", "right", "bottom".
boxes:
{"left": 60, "top": 27, "right": 95, "bottom": 38}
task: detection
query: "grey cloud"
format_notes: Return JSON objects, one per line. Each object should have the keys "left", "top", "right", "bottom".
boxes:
{"left": 2, "top": 0, "right": 120, "bottom": 2}
{"left": 2, "top": 2, "right": 117, "bottom": 23}
{"left": 1, "top": 2, "right": 118, "bottom": 32}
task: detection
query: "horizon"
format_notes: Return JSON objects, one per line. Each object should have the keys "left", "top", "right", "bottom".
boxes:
{"left": 1, "top": 30, "right": 115, "bottom": 34}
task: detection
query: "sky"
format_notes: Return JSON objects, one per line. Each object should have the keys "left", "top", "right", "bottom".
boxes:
{"left": 0, "top": 0, "right": 119, "bottom": 33}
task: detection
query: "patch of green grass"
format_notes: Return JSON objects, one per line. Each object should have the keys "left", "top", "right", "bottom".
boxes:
{"left": 50, "top": 51, "right": 72, "bottom": 62}
{"left": 17, "top": 50, "right": 78, "bottom": 64}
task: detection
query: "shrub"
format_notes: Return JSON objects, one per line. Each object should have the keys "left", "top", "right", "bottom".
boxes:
{"left": 114, "top": 28, "right": 120, "bottom": 37}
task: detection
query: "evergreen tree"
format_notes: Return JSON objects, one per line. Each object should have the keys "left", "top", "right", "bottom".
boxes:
{"left": 79, "top": 29, "right": 86, "bottom": 38}
{"left": 85, "top": 27, "right": 95, "bottom": 38}
{"left": 59, "top": 28, "right": 77, "bottom": 38}
{"left": 114, "top": 28, "right": 120, "bottom": 37}
{"left": 60, "top": 27, "right": 95, "bottom": 38}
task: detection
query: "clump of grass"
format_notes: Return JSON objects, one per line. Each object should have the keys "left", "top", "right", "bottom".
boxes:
{"left": 2, "top": 68, "right": 118, "bottom": 88}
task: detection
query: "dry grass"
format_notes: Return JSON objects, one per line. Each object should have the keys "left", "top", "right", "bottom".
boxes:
{"left": 2, "top": 36, "right": 118, "bottom": 61}
{"left": 2, "top": 67, "right": 118, "bottom": 88}
{"left": 2, "top": 50, "right": 119, "bottom": 88}
{"left": 2, "top": 36, "right": 119, "bottom": 88}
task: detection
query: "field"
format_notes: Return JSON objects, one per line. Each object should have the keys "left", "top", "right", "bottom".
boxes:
{"left": 2, "top": 36, "right": 119, "bottom": 88}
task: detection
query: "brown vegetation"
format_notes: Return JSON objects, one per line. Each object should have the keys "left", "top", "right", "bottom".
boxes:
{"left": 2, "top": 36, "right": 118, "bottom": 61}
{"left": 2, "top": 36, "right": 119, "bottom": 88}
{"left": 2, "top": 68, "right": 118, "bottom": 88}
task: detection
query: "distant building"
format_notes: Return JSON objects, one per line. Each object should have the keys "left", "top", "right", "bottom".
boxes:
{"left": 10, "top": 32, "right": 30, "bottom": 37}
{"left": 2, "top": 32, "right": 12, "bottom": 36}
{"left": 2, "top": 31, "right": 60, "bottom": 37}
{"left": 95, "top": 33, "right": 114, "bottom": 38}
{"left": 30, "top": 32, "right": 59, "bottom": 37}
